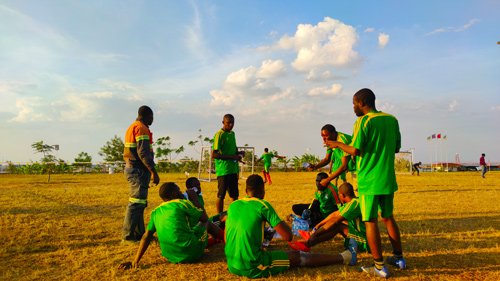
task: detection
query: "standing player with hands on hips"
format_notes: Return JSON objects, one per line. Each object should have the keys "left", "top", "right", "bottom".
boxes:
{"left": 324, "top": 88, "right": 406, "bottom": 278}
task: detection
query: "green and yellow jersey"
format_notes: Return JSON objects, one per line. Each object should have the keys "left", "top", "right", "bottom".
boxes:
{"left": 225, "top": 197, "right": 289, "bottom": 277}
{"left": 212, "top": 129, "right": 239, "bottom": 177}
{"left": 147, "top": 199, "right": 207, "bottom": 263}
{"left": 351, "top": 111, "right": 401, "bottom": 195}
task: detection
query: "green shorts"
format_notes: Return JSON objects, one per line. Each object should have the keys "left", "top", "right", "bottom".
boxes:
{"left": 176, "top": 225, "right": 208, "bottom": 263}
{"left": 360, "top": 194, "right": 394, "bottom": 221}
{"left": 228, "top": 251, "right": 290, "bottom": 278}
{"left": 264, "top": 164, "right": 271, "bottom": 173}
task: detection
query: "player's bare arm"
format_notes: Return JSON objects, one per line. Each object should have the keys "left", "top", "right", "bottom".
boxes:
{"left": 308, "top": 152, "right": 332, "bottom": 171}
{"left": 274, "top": 221, "right": 293, "bottom": 242}
{"left": 119, "top": 229, "right": 155, "bottom": 270}
{"left": 320, "top": 155, "right": 350, "bottom": 187}
{"left": 323, "top": 140, "right": 360, "bottom": 157}
{"left": 185, "top": 188, "right": 209, "bottom": 222}
{"left": 314, "top": 210, "right": 341, "bottom": 229}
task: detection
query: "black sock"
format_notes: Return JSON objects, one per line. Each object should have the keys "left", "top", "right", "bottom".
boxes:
{"left": 393, "top": 251, "right": 403, "bottom": 260}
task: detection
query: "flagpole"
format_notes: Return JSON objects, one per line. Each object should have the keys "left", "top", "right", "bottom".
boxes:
{"left": 429, "top": 137, "right": 433, "bottom": 172}
{"left": 434, "top": 140, "right": 438, "bottom": 172}
{"left": 440, "top": 137, "right": 443, "bottom": 170}
{"left": 445, "top": 137, "right": 448, "bottom": 172}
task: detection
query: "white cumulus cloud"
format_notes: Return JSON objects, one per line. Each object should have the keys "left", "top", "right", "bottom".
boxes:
{"left": 210, "top": 60, "right": 291, "bottom": 106}
{"left": 256, "top": 59, "right": 287, "bottom": 79}
{"left": 364, "top": 27, "right": 374, "bottom": 33}
{"left": 308, "top": 84, "right": 342, "bottom": 97}
{"left": 305, "top": 69, "right": 347, "bottom": 83}
{"left": 378, "top": 33, "right": 389, "bottom": 49}
{"left": 257, "top": 17, "right": 361, "bottom": 71}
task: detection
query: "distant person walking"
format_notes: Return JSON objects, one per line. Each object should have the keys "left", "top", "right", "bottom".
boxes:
{"left": 412, "top": 162, "right": 421, "bottom": 176}
{"left": 122, "top": 105, "right": 160, "bottom": 243}
{"left": 480, "top": 153, "right": 487, "bottom": 178}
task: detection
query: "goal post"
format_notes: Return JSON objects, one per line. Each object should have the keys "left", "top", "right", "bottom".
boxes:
{"left": 395, "top": 149, "right": 413, "bottom": 174}
{"left": 198, "top": 146, "right": 255, "bottom": 182}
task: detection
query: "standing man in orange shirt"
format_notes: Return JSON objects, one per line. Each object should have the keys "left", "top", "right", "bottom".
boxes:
{"left": 122, "top": 105, "right": 160, "bottom": 243}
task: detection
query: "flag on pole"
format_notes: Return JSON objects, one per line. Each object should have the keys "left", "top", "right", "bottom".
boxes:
{"left": 443, "top": 135, "right": 447, "bottom": 140}
{"left": 437, "top": 134, "right": 441, "bottom": 138}
{"left": 432, "top": 134, "right": 436, "bottom": 139}
{"left": 427, "top": 136, "right": 431, "bottom": 141}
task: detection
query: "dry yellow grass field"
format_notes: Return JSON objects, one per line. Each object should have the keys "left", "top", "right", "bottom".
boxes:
{"left": 1, "top": 171, "right": 499, "bottom": 280}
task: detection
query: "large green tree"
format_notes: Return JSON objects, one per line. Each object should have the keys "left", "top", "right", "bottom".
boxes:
{"left": 98, "top": 135, "right": 124, "bottom": 162}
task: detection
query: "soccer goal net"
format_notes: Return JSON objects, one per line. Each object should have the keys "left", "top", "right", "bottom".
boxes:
{"left": 395, "top": 150, "right": 413, "bottom": 174}
{"left": 198, "top": 146, "right": 255, "bottom": 182}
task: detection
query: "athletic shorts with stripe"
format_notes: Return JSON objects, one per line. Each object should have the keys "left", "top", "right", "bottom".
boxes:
{"left": 360, "top": 193, "right": 394, "bottom": 221}
{"left": 176, "top": 225, "right": 209, "bottom": 263}
{"left": 228, "top": 251, "right": 290, "bottom": 278}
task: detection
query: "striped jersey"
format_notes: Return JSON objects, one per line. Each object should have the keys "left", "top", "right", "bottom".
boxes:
{"left": 225, "top": 197, "right": 282, "bottom": 272}
{"left": 123, "top": 119, "right": 155, "bottom": 170}
{"left": 351, "top": 111, "right": 401, "bottom": 195}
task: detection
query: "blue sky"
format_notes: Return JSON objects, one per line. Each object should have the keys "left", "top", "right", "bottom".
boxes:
{"left": 1, "top": 0, "right": 499, "bottom": 164}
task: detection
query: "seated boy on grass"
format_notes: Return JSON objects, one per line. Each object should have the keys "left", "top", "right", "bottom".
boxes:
{"left": 290, "top": 183, "right": 369, "bottom": 259}
{"left": 186, "top": 177, "right": 227, "bottom": 230}
{"left": 224, "top": 174, "right": 355, "bottom": 279}
{"left": 119, "top": 182, "right": 224, "bottom": 269}
{"left": 290, "top": 172, "right": 342, "bottom": 226}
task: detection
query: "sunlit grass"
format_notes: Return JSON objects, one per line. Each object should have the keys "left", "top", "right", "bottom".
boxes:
{"left": 1, "top": 171, "right": 499, "bottom": 280}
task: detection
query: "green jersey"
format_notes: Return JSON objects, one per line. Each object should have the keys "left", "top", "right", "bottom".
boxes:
{"left": 326, "top": 132, "right": 356, "bottom": 178}
{"left": 260, "top": 153, "right": 275, "bottom": 166}
{"left": 351, "top": 111, "right": 401, "bottom": 195}
{"left": 213, "top": 129, "right": 239, "bottom": 177}
{"left": 313, "top": 183, "right": 342, "bottom": 218}
{"left": 225, "top": 197, "right": 283, "bottom": 272}
{"left": 339, "top": 198, "right": 366, "bottom": 239}
{"left": 147, "top": 199, "right": 205, "bottom": 263}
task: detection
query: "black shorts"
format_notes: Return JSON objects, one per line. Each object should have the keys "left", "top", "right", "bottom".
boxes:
{"left": 217, "top": 173, "right": 239, "bottom": 199}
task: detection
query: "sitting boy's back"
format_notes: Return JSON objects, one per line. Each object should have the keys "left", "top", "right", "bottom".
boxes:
{"left": 225, "top": 197, "right": 286, "bottom": 274}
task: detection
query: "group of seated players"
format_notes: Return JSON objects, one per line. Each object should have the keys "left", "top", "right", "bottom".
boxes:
{"left": 119, "top": 172, "right": 368, "bottom": 279}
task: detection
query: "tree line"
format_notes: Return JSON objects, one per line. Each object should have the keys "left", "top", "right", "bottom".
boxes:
{"left": 5, "top": 130, "right": 322, "bottom": 175}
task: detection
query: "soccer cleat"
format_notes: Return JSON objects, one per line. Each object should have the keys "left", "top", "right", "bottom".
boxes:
{"left": 361, "top": 265, "right": 389, "bottom": 278}
{"left": 348, "top": 245, "right": 357, "bottom": 266}
{"left": 386, "top": 256, "right": 407, "bottom": 269}
{"left": 298, "top": 229, "right": 311, "bottom": 240}
{"left": 288, "top": 241, "right": 311, "bottom": 252}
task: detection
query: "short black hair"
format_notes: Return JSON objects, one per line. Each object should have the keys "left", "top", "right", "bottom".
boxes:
{"left": 138, "top": 105, "right": 153, "bottom": 118}
{"left": 317, "top": 172, "right": 328, "bottom": 180}
{"left": 159, "top": 182, "right": 178, "bottom": 200}
{"left": 321, "top": 124, "right": 336, "bottom": 135}
{"left": 482, "top": 153, "right": 485, "bottom": 156}
{"left": 185, "top": 177, "right": 198, "bottom": 188}
{"left": 223, "top": 113, "right": 234, "bottom": 120}
{"left": 264, "top": 148, "right": 269, "bottom": 152}
{"left": 339, "top": 182, "right": 355, "bottom": 198}
{"left": 246, "top": 174, "right": 264, "bottom": 194}
{"left": 354, "top": 88, "right": 376, "bottom": 108}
